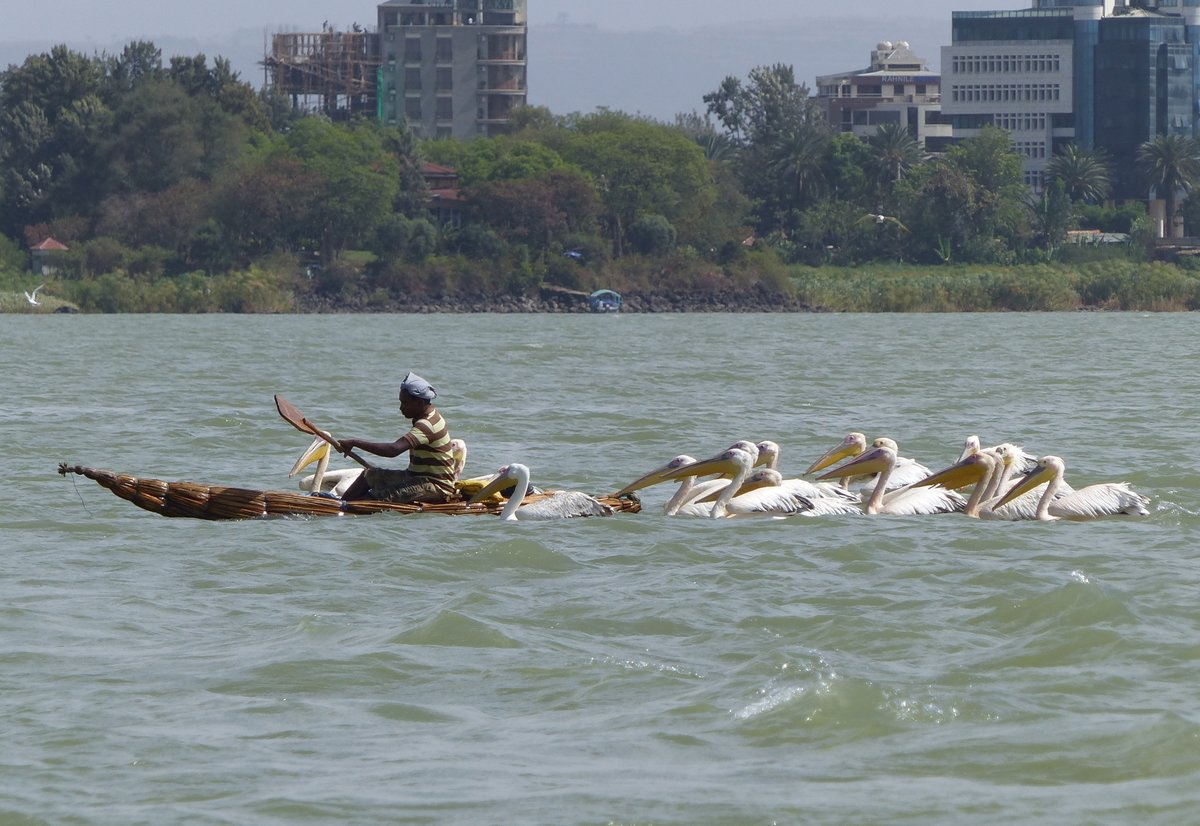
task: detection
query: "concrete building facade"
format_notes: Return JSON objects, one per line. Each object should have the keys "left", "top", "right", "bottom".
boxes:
{"left": 376, "top": 0, "right": 528, "bottom": 139}
{"left": 815, "top": 41, "right": 953, "bottom": 151}
{"left": 943, "top": 0, "right": 1200, "bottom": 198}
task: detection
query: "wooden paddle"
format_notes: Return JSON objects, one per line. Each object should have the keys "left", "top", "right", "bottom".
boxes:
{"left": 274, "top": 394, "right": 371, "bottom": 468}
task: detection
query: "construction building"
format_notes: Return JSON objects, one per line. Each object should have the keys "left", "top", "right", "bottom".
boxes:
{"left": 815, "top": 40, "right": 953, "bottom": 151}
{"left": 376, "top": 0, "right": 528, "bottom": 139}
{"left": 943, "top": 0, "right": 1200, "bottom": 208}
{"left": 264, "top": 28, "right": 381, "bottom": 118}
{"left": 264, "top": 0, "right": 528, "bottom": 136}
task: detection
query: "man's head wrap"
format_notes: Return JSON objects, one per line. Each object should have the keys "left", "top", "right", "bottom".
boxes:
{"left": 399, "top": 371, "right": 437, "bottom": 401}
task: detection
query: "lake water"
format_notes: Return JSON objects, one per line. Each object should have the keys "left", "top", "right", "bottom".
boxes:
{"left": 2, "top": 312, "right": 1198, "bottom": 824}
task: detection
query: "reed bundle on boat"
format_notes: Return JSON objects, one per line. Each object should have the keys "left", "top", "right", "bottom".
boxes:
{"left": 58, "top": 464, "right": 639, "bottom": 521}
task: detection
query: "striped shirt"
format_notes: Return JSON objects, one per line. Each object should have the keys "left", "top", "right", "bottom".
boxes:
{"left": 402, "top": 406, "right": 456, "bottom": 495}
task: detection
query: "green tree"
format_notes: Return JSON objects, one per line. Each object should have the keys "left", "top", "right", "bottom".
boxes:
{"left": 281, "top": 119, "right": 400, "bottom": 259}
{"left": 1025, "top": 180, "right": 1073, "bottom": 253}
{"left": 768, "top": 124, "right": 829, "bottom": 235}
{"left": 1046, "top": 144, "right": 1112, "bottom": 204}
{"left": 869, "top": 122, "right": 923, "bottom": 189}
{"left": 704, "top": 64, "right": 831, "bottom": 236}
{"left": 1136, "top": 133, "right": 1200, "bottom": 238}
{"left": 556, "top": 114, "right": 714, "bottom": 256}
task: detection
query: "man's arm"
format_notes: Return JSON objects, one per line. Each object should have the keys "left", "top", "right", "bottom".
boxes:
{"left": 338, "top": 436, "right": 411, "bottom": 459}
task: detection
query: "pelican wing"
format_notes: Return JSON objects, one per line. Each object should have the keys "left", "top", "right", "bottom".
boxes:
{"left": 724, "top": 488, "right": 812, "bottom": 517}
{"left": 1050, "top": 484, "right": 1150, "bottom": 520}
{"left": 517, "top": 491, "right": 615, "bottom": 520}
{"left": 879, "top": 485, "right": 966, "bottom": 515}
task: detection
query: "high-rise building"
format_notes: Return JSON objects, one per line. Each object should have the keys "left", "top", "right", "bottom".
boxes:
{"left": 376, "top": 0, "right": 528, "bottom": 139}
{"left": 943, "top": 0, "right": 1200, "bottom": 199}
{"left": 815, "top": 40, "right": 953, "bottom": 151}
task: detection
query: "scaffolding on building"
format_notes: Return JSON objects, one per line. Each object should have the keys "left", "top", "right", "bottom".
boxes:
{"left": 263, "top": 29, "right": 381, "bottom": 118}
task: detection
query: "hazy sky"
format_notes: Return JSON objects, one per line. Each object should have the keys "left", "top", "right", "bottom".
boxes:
{"left": 4, "top": 0, "right": 1017, "bottom": 42}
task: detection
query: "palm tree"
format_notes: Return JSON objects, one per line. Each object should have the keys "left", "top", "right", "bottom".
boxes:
{"left": 869, "top": 122, "right": 923, "bottom": 188}
{"left": 767, "top": 125, "right": 829, "bottom": 235}
{"left": 1046, "top": 144, "right": 1112, "bottom": 204}
{"left": 1137, "top": 133, "right": 1200, "bottom": 238}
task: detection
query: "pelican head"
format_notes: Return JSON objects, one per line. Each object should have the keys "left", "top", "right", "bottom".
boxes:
{"left": 736, "top": 468, "right": 784, "bottom": 494}
{"left": 467, "top": 463, "right": 527, "bottom": 506}
{"left": 805, "top": 432, "right": 867, "bottom": 476}
{"left": 449, "top": 438, "right": 468, "bottom": 479}
{"left": 662, "top": 445, "right": 754, "bottom": 483}
{"left": 911, "top": 451, "right": 995, "bottom": 491}
{"left": 814, "top": 442, "right": 893, "bottom": 482}
{"left": 958, "top": 435, "right": 981, "bottom": 463}
{"left": 288, "top": 434, "right": 331, "bottom": 479}
{"left": 754, "top": 440, "right": 780, "bottom": 470}
{"left": 992, "top": 456, "right": 1062, "bottom": 510}
{"left": 614, "top": 455, "right": 698, "bottom": 496}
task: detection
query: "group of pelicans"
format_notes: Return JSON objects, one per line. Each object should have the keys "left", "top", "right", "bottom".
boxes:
{"left": 287, "top": 430, "right": 1151, "bottom": 522}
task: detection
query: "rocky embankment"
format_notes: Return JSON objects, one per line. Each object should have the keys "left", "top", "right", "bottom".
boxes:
{"left": 300, "top": 284, "right": 815, "bottom": 313}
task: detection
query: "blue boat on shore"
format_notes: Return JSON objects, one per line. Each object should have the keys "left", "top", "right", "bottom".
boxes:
{"left": 589, "top": 289, "right": 621, "bottom": 313}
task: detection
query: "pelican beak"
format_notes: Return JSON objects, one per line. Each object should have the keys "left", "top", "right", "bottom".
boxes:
{"left": 815, "top": 445, "right": 889, "bottom": 481}
{"left": 661, "top": 452, "right": 741, "bottom": 483}
{"left": 992, "top": 463, "right": 1054, "bottom": 510}
{"left": 467, "top": 469, "right": 512, "bottom": 505}
{"left": 804, "top": 436, "right": 864, "bottom": 476}
{"left": 288, "top": 436, "right": 329, "bottom": 478}
{"left": 911, "top": 454, "right": 989, "bottom": 491}
{"left": 614, "top": 460, "right": 690, "bottom": 497}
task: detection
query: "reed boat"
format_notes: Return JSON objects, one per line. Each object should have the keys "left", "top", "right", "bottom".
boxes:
{"left": 58, "top": 463, "right": 640, "bottom": 521}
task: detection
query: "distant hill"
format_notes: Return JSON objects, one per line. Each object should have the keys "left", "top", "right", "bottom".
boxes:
{"left": 0, "top": 14, "right": 949, "bottom": 122}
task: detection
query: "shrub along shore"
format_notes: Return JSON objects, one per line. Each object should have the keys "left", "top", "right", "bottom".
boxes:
{"left": 6, "top": 254, "right": 1200, "bottom": 313}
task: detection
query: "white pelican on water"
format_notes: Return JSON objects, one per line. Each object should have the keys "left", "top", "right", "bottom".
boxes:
{"left": 805, "top": 433, "right": 933, "bottom": 492}
{"left": 816, "top": 442, "right": 964, "bottom": 515}
{"left": 468, "top": 463, "right": 614, "bottom": 521}
{"left": 24, "top": 283, "right": 44, "bottom": 306}
{"left": 754, "top": 440, "right": 863, "bottom": 507}
{"left": 290, "top": 434, "right": 362, "bottom": 497}
{"left": 916, "top": 444, "right": 1076, "bottom": 521}
{"left": 991, "top": 455, "right": 1150, "bottom": 521}
{"left": 660, "top": 443, "right": 813, "bottom": 519}
{"left": 615, "top": 454, "right": 732, "bottom": 517}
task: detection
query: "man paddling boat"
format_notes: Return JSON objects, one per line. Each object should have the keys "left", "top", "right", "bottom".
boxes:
{"left": 334, "top": 372, "right": 457, "bottom": 504}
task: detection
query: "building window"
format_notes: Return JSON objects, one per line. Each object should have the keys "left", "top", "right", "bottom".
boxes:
{"left": 436, "top": 37, "right": 453, "bottom": 62}
{"left": 404, "top": 38, "right": 422, "bottom": 62}
{"left": 436, "top": 96, "right": 453, "bottom": 120}
{"left": 406, "top": 98, "right": 422, "bottom": 120}
{"left": 405, "top": 68, "right": 422, "bottom": 90}
{"left": 437, "top": 67, "right": 453, "bottom": 91}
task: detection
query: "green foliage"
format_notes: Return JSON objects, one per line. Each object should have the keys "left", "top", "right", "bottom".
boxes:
{"left": 627, "top": 214, "right": 677, "bottom": 256}
{"left": 0, "top": 234, "right": 26, "bottom": 273}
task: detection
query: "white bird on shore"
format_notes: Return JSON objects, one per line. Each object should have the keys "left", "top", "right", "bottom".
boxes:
{"left": 25, "top": 284, "right": 45, "bottom": 306}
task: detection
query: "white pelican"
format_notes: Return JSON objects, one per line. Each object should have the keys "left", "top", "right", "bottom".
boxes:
{"left": 805, "top": 433, "right": 933, "bottom": 492}
{"left": 615, "top": 454, "right": 732, "bottom": 516}
{"left": 24, "top": 283, "right": 44, "bottom": 306}
{"left": 816, "top": 442, "right": 965, "bottom": 515}
{"left": 991, "top": 456, "right": 1150, "bottom": 521}
{"left": 660, "top": 443, "right": 813, "bottom": 519}
{"left": 754, "top": 440, "right": 862, "bottom": 506}
{"left": 290, "top": 434, "right": 362, "bottom": 497}
{"left": 915, "top": 445, "right": 1073, "bottom": 521}
{"left": 958, "top": 435, "right": 1038, "bottom": 475}
{"left": 468, "top": 463, "right": 614, "bottom": 521}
